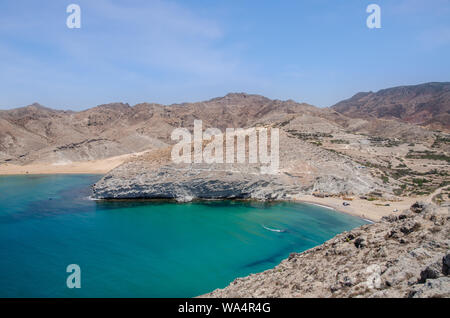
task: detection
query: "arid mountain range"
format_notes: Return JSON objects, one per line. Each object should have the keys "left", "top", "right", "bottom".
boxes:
{"left": 332, "top": 82, "right": 450, "bottom": 131}
{"left": 1, "top": 82, "right": 447, "bottom": 165}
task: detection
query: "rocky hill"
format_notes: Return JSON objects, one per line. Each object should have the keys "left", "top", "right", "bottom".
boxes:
{"left": 0, "top": 102, "right": 169, "bottom": 164}
{"left": 332, "top": 82, "right": 450, "bottom": 131}
{"left": 203, "top": 202, "right": 450, "bottom": 298}
{"left": 0, "top": 90, "right": 438, "bottom": 165}
{"left": 91, "top": 131, "right": 387, "bottom": 201}
{"left": 0, "top": 95, "right": 327, "bottom": 164}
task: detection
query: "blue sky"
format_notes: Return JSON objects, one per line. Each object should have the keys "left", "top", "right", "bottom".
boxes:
{"left": 0, "top": 0, "right": 449, "bottom": 110}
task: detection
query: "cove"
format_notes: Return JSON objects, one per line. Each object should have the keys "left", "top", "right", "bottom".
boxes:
{"left": 0, "top": 174, "right": 368, "bottom": 297}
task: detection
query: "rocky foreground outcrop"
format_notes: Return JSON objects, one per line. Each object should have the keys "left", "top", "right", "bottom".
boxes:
{"left": 203, "top": 203, "right": 450, "bottom": 298}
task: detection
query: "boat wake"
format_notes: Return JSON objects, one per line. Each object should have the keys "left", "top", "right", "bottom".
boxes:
{"left": 262, "top": 225, "right": 285, "bottom": 233}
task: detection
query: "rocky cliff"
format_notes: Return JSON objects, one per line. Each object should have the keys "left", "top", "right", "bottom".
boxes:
{"left": 203, "top": 202, "right": 450, "bottom": 298}
{"left": 91, "top": 131, "right": 387, "bottom": 201}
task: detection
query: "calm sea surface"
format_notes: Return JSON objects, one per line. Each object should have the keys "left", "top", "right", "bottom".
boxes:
{"left": 0, "top": 174, "right": 367, "bottom": 297}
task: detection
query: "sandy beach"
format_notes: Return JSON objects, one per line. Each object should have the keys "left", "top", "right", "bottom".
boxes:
{"left": 0, "top": 151, "right": 151, "bottom": 175}
{"left": 293, "top": 194, "right": 426, "bottom": 222}
{"left": 0, "top": 158, "right": 124, "bottom": 175}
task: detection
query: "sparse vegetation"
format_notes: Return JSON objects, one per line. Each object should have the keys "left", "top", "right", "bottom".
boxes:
{"left": 431, "top": 135, "right": 450, "bottom": 148}
{"left": 369, "top": 136, "right": 403, "bottom": 147}
{"left": 287, "top": 130, "right": 333, "bottom": 140}
{"left": 412, "top": 178, "right": 429, "bottom": 186}
{"left": 406, "top": 150, "right": 450, "bottom": 163}
{"left": 330, "top": 139, "right": 350, "bottom": 144}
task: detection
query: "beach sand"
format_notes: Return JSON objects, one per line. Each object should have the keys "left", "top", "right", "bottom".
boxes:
{"left": 0, "top": 151, "right": 150, "bottom": 175}
{"left": 0, "top": 159, "right": 121, "bottom": 175}
{"left": 293, "top": 194, "right": 426, "bottom": 222}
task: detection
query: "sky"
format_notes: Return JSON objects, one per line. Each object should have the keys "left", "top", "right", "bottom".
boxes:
{"left": 0, "top": 0, "right": 449, "bottom": 110}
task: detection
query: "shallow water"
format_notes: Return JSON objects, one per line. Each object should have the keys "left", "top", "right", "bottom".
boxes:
{"left": 0, "top": 174, "right": 367, "bottom": 297}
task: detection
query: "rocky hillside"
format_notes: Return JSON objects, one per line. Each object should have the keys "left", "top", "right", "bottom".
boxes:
{"left": 0, "top": 102, "right": 169, "bottom": 164}
{"left": 91, "top": 131, "right": 388, "bottom": 201}
{"left": 204, "top": 202, "right": 450, "bottom": 298}
{"left": 0, "top": 90, "right": 438, "bottom": 165}
{"left": 332, "top": 82, "right": 450, "bottom": 131}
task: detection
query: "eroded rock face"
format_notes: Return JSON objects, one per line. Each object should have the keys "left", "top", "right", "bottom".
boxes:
{"left": 202, "top": 203, "right": 450, "bottom": 298}
{"left": 92, "top": 133, "right": 387, "bottom": 201}
{"left": 92, "top": 162, "right": 298, "bottom": 201}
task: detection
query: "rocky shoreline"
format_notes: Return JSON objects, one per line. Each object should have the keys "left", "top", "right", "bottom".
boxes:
{"left": 202, "top": 202, "right": 450, "bottom": 298}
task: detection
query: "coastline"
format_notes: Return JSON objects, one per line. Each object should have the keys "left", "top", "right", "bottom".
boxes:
{"left": 2, "top": 166, "right": 441, "bottom": 298}
{"left": 0, "top": 161, "right": 428, "bottom": 222}
{"left": 202, "top": 202, "right": 449, "bottom": 298}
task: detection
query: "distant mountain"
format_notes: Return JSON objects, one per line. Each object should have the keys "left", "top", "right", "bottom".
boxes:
{"left": 331, "top": 82, "right": 450, "bottom": 131}
{"left": 0, "top": 92, "right": 436, "bottom": 165}
{"left": 0, "top": 94, "right": 325, "bottom": 164}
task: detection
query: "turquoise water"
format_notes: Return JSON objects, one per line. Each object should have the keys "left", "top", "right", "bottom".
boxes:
{"left": 0, "top": 174, "right": 367, "bottom": 298}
